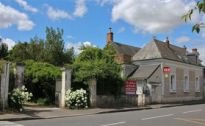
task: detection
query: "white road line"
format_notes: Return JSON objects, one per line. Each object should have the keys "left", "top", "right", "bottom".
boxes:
{"left": 100, "top": 121, "right": 126, "bottom": 126}
{"left": 141, "top": 114, "right": 174, "bottom": 120}
{"left": 0, "top": 121, "right": 24, "bottom": 126}
{"left": 183, "top": 109, "right": 202, "bottom": 114}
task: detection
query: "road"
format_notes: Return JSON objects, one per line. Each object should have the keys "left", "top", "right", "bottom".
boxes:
{"left": 1, "top": 103, "right": 205, "bottom": 126}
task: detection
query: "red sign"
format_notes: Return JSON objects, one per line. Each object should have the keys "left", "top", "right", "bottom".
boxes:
{"left": 163, "top": 67, "right": 171, "bottom": 73}
{"left": 125, "top": 80, "right": 136, "bottom": 95}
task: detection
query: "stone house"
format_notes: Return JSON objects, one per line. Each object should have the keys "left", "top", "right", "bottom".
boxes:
{"left": 106, "top": 29, "right": 204, "bottom": 104}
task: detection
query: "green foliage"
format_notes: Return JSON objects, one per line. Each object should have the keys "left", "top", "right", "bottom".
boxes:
{"left": 0, "top": 60, "right": 6, "bottom": 73}
{"left": 72, "top": 46, "right": 123, "bottom": 96}
{"left": 0, "top": 43, "right": 8, "bottom": 59}
{"left": 65, "top": 89, "right": 88, "bottom": 109}
{"left": 8, "top": 37, "right": 45, "bottom": 62}
{"left": 44, "top": 27, "right": 65, "bottom": 66}
{"left": 9, "top": 86, "right": 33, "bottom": 112}
{"left": 182, "top": 0, "right": 205, "bottom": 33}
{"left": 24, "top": 60, "right": 61, "bottom": 103}
{"left": 73, "top": 47, "right": 121, "bottom": 81}
{"left": 8, "top": 27, "right": 74, "bottom": 66}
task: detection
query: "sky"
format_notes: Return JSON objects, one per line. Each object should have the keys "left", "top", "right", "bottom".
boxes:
{"left": 0, "top": 0, "right": 205, "bottom": 63}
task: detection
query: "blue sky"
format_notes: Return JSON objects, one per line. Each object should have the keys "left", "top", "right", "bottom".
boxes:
{"left": 0, "top": 0, "right": 205, "bottom": 63}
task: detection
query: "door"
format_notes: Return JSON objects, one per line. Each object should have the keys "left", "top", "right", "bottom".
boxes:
{"left": 151, "top": 84, "right": 161, "bottom": 103}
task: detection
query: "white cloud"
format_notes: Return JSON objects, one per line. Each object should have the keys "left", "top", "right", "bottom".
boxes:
{"left": 73, "top": 0, "right": 87, "bottom": 17}
{"left": 66, "top": 41, "right": 96, "bottom": 55}
{"left": 0, "top": 37, "right": 16, "bottom": 50}
{"left": 117, "top": 27, "right": 125, "bottom": 33}
{"left": 15, "top": 0, "right": 38, "bottom": 13}
{"left": 47, "top": 6, "right": 72, "bottom": 20}
{"left": 111, "top": 0, "right": 196, "bottom": 34}
{"left": 0, "top": 2, "right": 34, "bottom": 31}
{"left": 96, "top": 0, "right": 115, "bottom": 6}
{"left": 176, "top": 36, "right": 191, "bottom": 43}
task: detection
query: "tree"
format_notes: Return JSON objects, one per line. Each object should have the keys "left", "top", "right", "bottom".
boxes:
{"left": 8, "top": 37, "right": 45, "bottom": 62}
{"left": 44, "top": 27, "right": 65, "bottom": 66}
{"left": 64, "top": 47, "right": 74, "bottom": 64}
{"left": 8, "top": 42, "right": 29, "bottom": 62}
{"left": 182, "top": 0, "right": 205, "bottom": 33}
{"left": 24, "top": 60, "right": 61, "bottom": 103}
{"left": 72, "top": 46, "right": 123, "bottom": 95}
{"left": 8, "top": 27, "right": 74, "bottom": 65}
{"left": 0, "top": 42, "right": 8, "bottom": 59}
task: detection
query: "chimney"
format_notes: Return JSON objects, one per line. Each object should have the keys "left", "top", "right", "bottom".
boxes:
{"left": 165, "top": 37, "right": 170, "bottom": 47}
{"left": 106, "top": 27, "right": 113, "bottom": 46}
{"left": 187, "top": 48, "right": 199, "bottom": 64}
{"left": 192, "top": 48, "right": 198, "bottom": 54}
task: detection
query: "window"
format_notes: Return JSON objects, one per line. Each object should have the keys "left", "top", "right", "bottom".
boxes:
{"left": 184, "top": 76, "right": 189, "bottom": 92}
{"left": 195, "top": 77, "right": 200, "bottom": 92}
{"left": 170, "top": 74, "right": 176, "bottom": 92}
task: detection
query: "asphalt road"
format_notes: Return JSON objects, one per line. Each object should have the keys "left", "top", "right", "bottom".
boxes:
{"left": 2, "top": 103, "right": 205, "bottom": 126}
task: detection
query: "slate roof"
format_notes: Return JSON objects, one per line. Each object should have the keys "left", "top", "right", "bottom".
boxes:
{"left": 129, "top": 64, "right": 160, "bottom": 80}
{"left": 132, "top": 39, "right": 202, "bottom": 66}
{"left": 111, "top": 42, "right": 140, "bottom": 57}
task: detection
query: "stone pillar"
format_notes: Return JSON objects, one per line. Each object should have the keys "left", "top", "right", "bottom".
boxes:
{"left": 89, "top": 78, "right": 97, "bottom": 107}
{"left": 55, "top": 68, "right": 72, "bottom": 108}
{"left": 0, "top": 63, "right": 10, "bottom": 111}
{"left": 138, "top": 94, "right": 145, "bottom": 107}
{"left": 15, "top": 63, "right": 25, "bottom": 87}
{"left": 65, "top": 68, "right": 72, "bottom": 91}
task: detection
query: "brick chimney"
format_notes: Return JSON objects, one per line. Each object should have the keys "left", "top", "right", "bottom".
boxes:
{"left": 106, "top": 27, "right": 113, "bottom": 46}
{"left": 192, "top": 48, "right": 198, "bottom": 54}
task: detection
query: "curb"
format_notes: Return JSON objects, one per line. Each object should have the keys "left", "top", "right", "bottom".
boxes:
{"left": 1, "top": 102, "right": 204, "bottom": 121}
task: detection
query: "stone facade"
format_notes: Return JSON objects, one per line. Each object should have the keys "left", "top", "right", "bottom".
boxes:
{"left": 161, "top": 61, "right": 203, "bottom": 103}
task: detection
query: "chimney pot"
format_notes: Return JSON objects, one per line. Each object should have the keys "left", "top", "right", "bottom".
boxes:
{"left": 192, "top": 48, "right": 197, "bottom": 53}
{"left": 165, "top": 37, "right": 170, "bottom": 47}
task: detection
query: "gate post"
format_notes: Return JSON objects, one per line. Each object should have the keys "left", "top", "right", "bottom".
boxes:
{"left": 89, "top": 78, "right": 97, "bottom": 107}
{"left": 55, "top": 67, "right": 72, "bottom": 108}
{"left": 15, "top": 62, "right": 25, "bottom": 87}
{"left": 0, "top": 62, "right": 10, "bottom": 111}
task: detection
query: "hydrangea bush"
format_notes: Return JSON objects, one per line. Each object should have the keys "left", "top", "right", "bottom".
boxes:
{"left": 9, "top": 86, "right": 33, "bottom": 111}
{"left": 65, "top": 89, "right": 88, "bottom": 109}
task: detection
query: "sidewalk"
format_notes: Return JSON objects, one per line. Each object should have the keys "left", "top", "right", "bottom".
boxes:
{"left": 0, "top": 101, "right": 204, "bottom": 121}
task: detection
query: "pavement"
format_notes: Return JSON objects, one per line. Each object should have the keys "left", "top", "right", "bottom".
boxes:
{"left": 14, "top": 103, "right": 205, "bottom": 126}
{"left": 0, "top": 101, "right": 204, "bottom": 121}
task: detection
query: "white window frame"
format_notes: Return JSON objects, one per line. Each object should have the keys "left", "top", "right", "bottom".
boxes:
{"left": 195, "top": 76, "right": 200, "bottom": 92}
{"left": 183, "top": 75, "right": 189, "bottom": 92}
{"left": 169, "top": 74, "right": 176, "bottom": 92}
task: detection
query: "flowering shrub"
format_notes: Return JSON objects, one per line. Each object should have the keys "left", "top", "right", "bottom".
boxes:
{"left": 9, "top": 86, "right": 33, "bottom": 111}
{"left": 65, "top": 89, "right": 88, "bottom": 109}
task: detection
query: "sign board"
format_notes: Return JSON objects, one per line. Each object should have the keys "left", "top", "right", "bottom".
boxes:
{"left": 163, "top": 67, "right": 171, "bottom": 73}
{"left": 125, "top": 80, "right": 136, "bottom": 95}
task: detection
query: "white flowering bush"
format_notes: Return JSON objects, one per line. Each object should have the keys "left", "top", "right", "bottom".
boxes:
{"left": 9, "top": 86, "right": 33, "bottom": 112}
{"left": 65, "top": 89, "right": 88, "bottom": 109}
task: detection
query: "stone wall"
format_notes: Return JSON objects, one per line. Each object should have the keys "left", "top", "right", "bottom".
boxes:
{"left": 162, "top": 66, "right": 203, "bottom": 103}
{"left": 96, "top": 95, "right": 137, "bottom": 108}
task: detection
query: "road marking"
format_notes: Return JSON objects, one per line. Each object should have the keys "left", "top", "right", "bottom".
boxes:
{"left": 183, "top": 109, "right": 202, "bottom": 114}
{"left": 0, "top": 121, "right": 24, "bottom": 126}
{"left": 100, "top": 121, "right": 126, "bottom": 126}
{"left": 191, "top": 119, "right": 205, "bottom": 122}
{"left": 174, "top": 118, "right": 205, "bottom": 126}
{"left": 141, "top": 114, "right": 174, "bottom": 120}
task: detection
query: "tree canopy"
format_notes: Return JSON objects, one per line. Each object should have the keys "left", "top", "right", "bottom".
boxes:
{"left": 72, "top": 46, "right": 121, "bottom": 82}
{"left": 8, "top": 27, "right": 74, "bottom": 66}
{"left": 0, "top": 42, "right": 8, "bottom": 59}
{"left": 182, "top": 0, "right": 205, "bottom": 33}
